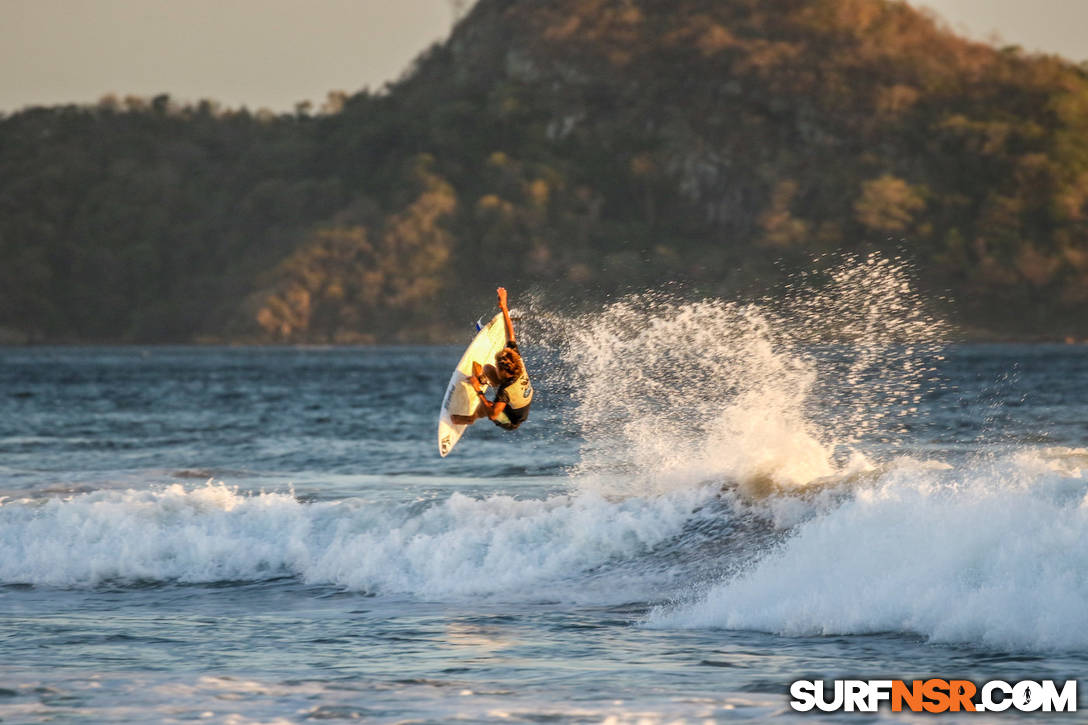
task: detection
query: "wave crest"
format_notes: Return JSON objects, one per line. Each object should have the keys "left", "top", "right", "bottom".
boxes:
{"left": 649, "top": 452, "right": 1088, "bottom": 652}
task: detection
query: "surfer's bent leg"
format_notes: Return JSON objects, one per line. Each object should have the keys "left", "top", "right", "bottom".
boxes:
{"left": 450, "top": 401, "right": 488, "bottom": 426}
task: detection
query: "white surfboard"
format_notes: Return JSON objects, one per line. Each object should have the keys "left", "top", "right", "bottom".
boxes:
{"left": 437, "top": 311, "right": 509, "bottom": 457}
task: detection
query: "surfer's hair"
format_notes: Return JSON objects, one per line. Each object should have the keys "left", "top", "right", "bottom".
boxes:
{"left": 496, "top": 348, "right": 523, "bottom": 379}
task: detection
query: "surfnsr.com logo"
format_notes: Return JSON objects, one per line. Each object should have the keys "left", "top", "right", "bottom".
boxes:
{"left": 790, "top": 679, "right": 1078, "bottom": 713}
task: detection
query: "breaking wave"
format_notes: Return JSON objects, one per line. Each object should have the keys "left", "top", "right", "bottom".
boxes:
{"left": 0, "top": 481, "right": 711, "bottom": 598}
{"left": 649, "top": 448, "right": 1088, "bottom": 653}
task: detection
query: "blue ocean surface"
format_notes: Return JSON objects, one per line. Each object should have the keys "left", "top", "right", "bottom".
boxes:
{"left": 2, "top": 287, "right": 1088, "bottom": 722}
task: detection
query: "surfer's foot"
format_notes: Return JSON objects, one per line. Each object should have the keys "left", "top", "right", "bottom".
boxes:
{"left": 450, "top": 414, "right": 474, "bottom": 425}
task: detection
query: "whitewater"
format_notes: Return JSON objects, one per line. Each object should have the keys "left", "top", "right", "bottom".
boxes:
{"left": 2, "top": 256, "right": 1086, "bottom": 722}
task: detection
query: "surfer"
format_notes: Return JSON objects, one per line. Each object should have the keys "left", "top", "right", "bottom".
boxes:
{"left": 450, "top": 287, "right": 533, "bottom": 431}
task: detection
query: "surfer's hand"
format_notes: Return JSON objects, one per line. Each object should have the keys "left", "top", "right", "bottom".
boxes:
{"left": 496, "top": 287, "right": 508, "bottom": 309}
{"left": 469, "top": 376, "right": 482, "bottom": 392}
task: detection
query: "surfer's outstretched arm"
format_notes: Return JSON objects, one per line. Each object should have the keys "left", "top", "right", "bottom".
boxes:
{"left": 497, "top": 287, "right": 516, "bottom": 343}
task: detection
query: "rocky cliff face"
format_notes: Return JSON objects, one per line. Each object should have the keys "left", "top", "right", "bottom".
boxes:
{"left": 388, "top": 0, "right": 1088, "bottom": 336}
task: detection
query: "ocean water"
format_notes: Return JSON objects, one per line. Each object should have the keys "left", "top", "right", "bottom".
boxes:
{"left": 2, "top": 263, "right": 1088, "bottom": 723}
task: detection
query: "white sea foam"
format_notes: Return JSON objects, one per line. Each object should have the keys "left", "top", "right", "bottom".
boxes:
{"left": 0, "top": 481, "right": 714, "bottom": 599}
{"left": 650, "top": 450, "right": 1088, "bottom": 652}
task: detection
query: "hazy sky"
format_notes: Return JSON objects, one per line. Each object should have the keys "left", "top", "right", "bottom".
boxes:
{"left": 1, "top": 0, "right": 1086, "bottom": 114}
{"left": 1, "top": 0, "right": 458, "bottom": 113}
{"left": 914, "top": 0, "right": 1088, "bottom": 61}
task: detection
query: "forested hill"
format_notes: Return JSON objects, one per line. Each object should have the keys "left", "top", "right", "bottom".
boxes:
{"left": 3, "top": 0, "right": 1088, "bottom": 343}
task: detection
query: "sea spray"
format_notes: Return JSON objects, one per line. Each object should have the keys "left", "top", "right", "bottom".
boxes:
{"left": 529, "top": 253, "right": 947, "bottom": 496}
{"left": 779, "top": 254, "right": 948, "bottom": 448}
